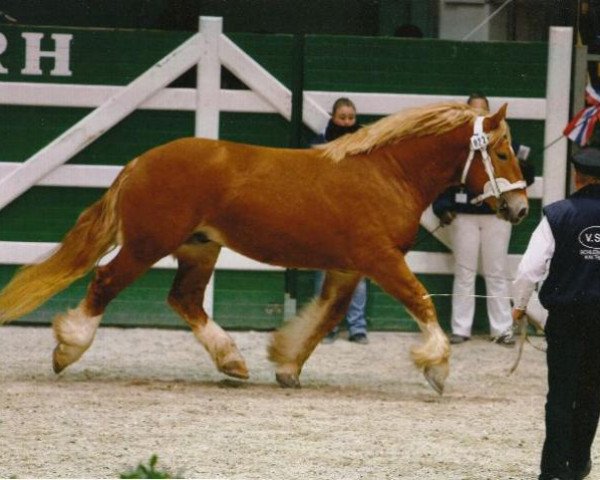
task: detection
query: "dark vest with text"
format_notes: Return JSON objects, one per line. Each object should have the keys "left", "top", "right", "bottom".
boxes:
{"left": 539, "top": 184, "right": 600, "bottom": 308}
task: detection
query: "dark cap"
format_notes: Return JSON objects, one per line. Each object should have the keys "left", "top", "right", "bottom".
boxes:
{"left": 571, "top": 147, "right": 600, "bottom": 176}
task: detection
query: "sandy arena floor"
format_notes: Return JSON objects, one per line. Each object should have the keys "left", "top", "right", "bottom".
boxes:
{"left": 0, "top": 326, "right": 592, "bottom": 479}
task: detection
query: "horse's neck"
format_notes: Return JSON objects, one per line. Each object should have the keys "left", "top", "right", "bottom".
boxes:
{"left": 384, "top": 128, "right": 471, "bottom": 208}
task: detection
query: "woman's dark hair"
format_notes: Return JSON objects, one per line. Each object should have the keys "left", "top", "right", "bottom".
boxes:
{"left": 331, "top": 97, "right": 356, "bottom": 116}
{"left": 467, "top": 92, "right": 489, "bottom": 109}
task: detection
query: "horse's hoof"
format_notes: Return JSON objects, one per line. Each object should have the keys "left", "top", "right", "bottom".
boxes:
{"left": 424, "top": 364, "right": 448, "bottom": 395}
{"left": 275, "top": 372, "right": 301, "bottom": 389}
{"left": 52, "top": 346, "right": 70, "bottom": 374}
{"left": 52, "top": 341, "right": 90, "bottom": 374}
{"left": 52, "top": 356, "right": 65, "bottom": 374}
{"left": 219, "top": 360, "right": 249, "bottom": 380}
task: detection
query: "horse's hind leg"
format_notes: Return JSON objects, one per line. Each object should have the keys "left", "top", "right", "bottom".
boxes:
{"left": 367, "top": 251, "right": 450, "bottom": 395}
{"left": 268, "top": 270, "right": 361, "bottom": 388}
{"left": 53, "top": 246, "right": 158, "bottom": 373}
{"left": 168, "top": 242, "right": 248, "bottom": 380}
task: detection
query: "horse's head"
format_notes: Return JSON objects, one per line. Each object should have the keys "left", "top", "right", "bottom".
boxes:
{"left": 462, "top": 104, "right": 529, "bottom": 224}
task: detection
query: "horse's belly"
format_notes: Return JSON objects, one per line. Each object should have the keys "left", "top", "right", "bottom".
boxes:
{"left": 198, "top": 224, "right": 350, "bottom": 270}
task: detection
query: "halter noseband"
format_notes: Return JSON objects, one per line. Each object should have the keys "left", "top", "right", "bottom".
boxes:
{"left": 460, "top": 116, "right": 526, "bottom": 205}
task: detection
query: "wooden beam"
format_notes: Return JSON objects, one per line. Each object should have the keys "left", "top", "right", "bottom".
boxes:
{"left": 0, "top": 83, "right": 278, "bottom": 113}
{"left": 0, "top": 240, "right": 527, "bottom": 276}
{"left": 219, "top": 34, "right": 292, "bottom": 120}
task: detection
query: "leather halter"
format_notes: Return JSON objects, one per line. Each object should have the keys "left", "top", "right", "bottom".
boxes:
{"left": 460, "top": 116, "right": 526, "bottom": 205}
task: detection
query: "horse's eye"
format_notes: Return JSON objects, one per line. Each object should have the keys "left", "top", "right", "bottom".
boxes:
{"left": 496, "top": 152, "right": 508, "bottom": 161}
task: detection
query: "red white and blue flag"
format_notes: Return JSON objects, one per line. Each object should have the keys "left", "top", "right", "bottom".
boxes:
{"left": 564, "top": 83, "right": 600, "bottom": 146}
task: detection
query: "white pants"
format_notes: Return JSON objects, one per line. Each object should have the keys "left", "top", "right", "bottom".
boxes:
{"left": 450, "top": 214, "right": 512, "bottom": 337}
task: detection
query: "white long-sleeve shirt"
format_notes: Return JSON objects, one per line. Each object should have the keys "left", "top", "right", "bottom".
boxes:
{"left": 512, "top": 216, "right": 555, "bottom": 310}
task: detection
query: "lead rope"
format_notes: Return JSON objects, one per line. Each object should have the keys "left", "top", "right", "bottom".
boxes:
{"left": 508, "top": 313, "right": 546, "bottom": 375}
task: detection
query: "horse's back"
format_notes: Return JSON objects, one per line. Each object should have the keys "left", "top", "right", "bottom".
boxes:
{"left": 131, "top": 137, "right": 322, "bottom": 182}
{"left": 115, "top": 137, "right": 322, "bottom": 250}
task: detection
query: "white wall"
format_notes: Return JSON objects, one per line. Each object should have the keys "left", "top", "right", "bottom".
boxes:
{"left": 438, "top": 0, "right": 491, "bottom": 41}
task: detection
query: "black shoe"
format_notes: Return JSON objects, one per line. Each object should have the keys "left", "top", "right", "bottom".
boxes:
{"left": 348, "top": 333, "right": 369, "bottom": 345}
{"left": 539, "top": 470, "right": 578, "bottom": 480}
{"left": 573, "top": 460, "right": 592, "bottom": 480}
{"left": 450, "top": 334, "right": 469, "bottom": 344}
{"left": 321, "top": 331, "right": 338, "bottom": 344}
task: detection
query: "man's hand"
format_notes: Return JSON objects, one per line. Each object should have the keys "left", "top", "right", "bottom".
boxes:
{"left": 440, "top": 211, "right": 457, "bottom": 226}
{"left": 512, "top": 308, "right": 526, "bottom": 325}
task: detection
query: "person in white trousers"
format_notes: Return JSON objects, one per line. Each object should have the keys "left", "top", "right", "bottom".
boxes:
{"left": 432, "top": 92, "right": 532, "bottom": 346}
{"left": 448, "top": 212, "right": 513, "bottom": 343}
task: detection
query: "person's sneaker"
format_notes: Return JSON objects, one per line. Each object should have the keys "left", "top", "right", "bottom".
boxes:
{"left": 321, "top": 331, "right": 338, "bottom": 344}
{"left": 348, "top": 333, "right": 369, "bottom": 345}
{"left": 491, "top": 330, "right": 515, "bottom": 346}
{"left": 450, "top": 334, "right": 470, "bottom": 344}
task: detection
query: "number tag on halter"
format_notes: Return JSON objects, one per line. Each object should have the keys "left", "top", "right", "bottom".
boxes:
{"left": 455, "top": 190, "right": 468, "bottom": 204}
{"left": 470, "top": 132, "right": 489, "bottom": 151}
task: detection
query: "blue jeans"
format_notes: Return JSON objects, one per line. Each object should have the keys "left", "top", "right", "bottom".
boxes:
{"left": 314, "top": 271, "right": 367, "bottom": 337}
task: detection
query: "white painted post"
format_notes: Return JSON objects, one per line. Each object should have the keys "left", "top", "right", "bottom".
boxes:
{"left": 196, "top": 16, "right": 222, "bottom": 317}
{"left": 543, "top": 26, "right": 573, "bottom": 206}
{"left": 196, "top": 17, "right": 222, "bottom": 139}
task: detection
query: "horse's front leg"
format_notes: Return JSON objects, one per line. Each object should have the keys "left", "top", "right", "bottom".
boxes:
{"left": 367, "top": 251, "right": 450, "bottom": 395}
{"left": 268, "top": 270, "right": 361, "bottom": 388}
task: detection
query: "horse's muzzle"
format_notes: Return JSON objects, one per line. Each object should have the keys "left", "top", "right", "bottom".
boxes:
{"left": 497, "top": 191, "right": 529, "bottom": 224}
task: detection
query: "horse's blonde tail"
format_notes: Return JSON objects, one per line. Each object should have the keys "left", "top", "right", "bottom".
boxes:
{"left": 0, "top": 161, "right": 136, "bottom": 324}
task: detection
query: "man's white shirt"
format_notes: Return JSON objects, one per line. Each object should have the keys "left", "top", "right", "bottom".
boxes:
{"left": 512, "top": 216, "right": 555, "bottom": 310}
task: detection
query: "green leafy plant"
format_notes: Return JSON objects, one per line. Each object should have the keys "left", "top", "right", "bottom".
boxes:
{"left": 120, "top": 455, "right": 172, "bottom": 479}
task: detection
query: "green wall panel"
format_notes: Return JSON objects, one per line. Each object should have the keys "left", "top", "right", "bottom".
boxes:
{"left": 367, "top": 275, "right": 453, "bottom": 332}
{"left": 0, "top": 187, "right": 104, "bottom": 242}
{"left": 228, "top": 34, "right": 295, "bottom": 89}
{"left": 8, "top": 268, "right": 183, "bottom": 328}
{"left": 6, "top": 266, "right": 285, "bottom": 330}
{"left": 214, "top": 271, "right": 285, "bottom": 329}
{"left": 304, "top": 36, "right": 547, "bottom": 97}
{"left": 0, "top": 106, "right": 89, "bottom": 161}
{"left": 220, "top": 113, "right": 292, "bottom": 147}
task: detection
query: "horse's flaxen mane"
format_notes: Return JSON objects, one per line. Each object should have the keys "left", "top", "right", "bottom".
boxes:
{"left": 319, "top": 102, "right": 508, "bottom": 162}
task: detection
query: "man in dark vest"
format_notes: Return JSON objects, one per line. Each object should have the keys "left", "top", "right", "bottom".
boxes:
{"left": 513, "top": 147, "right": 600, "bottom": 480}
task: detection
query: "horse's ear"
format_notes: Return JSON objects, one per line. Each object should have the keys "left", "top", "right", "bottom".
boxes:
{"left": 484, "top": 103, "right": 508, "bottom": 131}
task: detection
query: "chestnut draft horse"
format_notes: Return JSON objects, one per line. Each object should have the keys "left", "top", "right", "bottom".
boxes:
{"left": 0, "top": 102, "right": 528, "bottom": 394}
